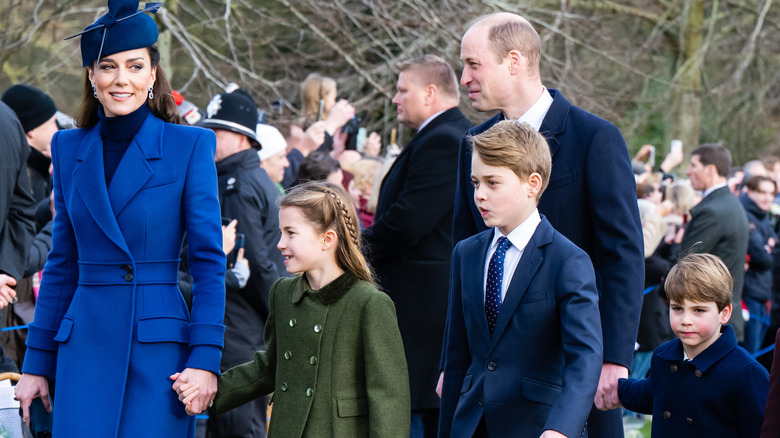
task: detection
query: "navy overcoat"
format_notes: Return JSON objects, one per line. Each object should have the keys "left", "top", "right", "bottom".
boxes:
{"left": 22, "top": 113, "right": 226, "bottom": 437}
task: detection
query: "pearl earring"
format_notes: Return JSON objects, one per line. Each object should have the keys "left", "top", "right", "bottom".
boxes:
{"left": 92, "top": 84, "right": 97, "bottom": 98}
{"left": 148, "top": 86, "right": 154, "bottom": 100}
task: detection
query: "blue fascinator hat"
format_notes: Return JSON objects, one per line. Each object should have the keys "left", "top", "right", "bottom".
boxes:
{"left": 67, "top": 0, "right": 162, "bottom": 68}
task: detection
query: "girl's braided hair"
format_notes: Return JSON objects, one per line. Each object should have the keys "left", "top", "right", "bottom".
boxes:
{"left": 279, "top": 181, "right": 374, "bottom": 285}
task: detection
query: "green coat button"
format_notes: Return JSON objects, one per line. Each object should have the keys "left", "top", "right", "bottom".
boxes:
{"left": 310, "top": 356, "right": 318, "bottom": 365}
{"left": 289, "top": 318, "right": 297, "bottom": 327}
{"left": 280, "top": 382, "right": 288, "bottom": 391}
{"left": 314, "top": 324, "right": 322, "bottom": 333}
{"left": 306, "top": 388, "right": 314, "bottom": 397}
{"left": 284, "top": 351, "right": 292, "bottom": 360}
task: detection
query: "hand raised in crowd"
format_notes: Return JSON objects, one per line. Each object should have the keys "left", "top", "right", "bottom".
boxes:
{"left": 170, "top": 368, "right": 217, "bottom": 416}
{"left": 594, "top": 363, "right": 627, "bottom": 410}
{"left": 222, "top": 219, "right": 237, "bottom": 255}
{"left": 0, "top": 274, "right": 18, "bottom": 308}
{"left": 14, "top": 373, "right": 52, "bottom": 425}
{"left": 323, "top": 99, "right": 355, "bottom": 135}
{"left": 234, "top": 247, "right": 248, "bottom": 272}
{"left": 633, "top": 144, "right": 654, "bottom": 163}
{"left": 331, "top": 130, "right": 348, "bottom": 160}
{"left": 363, "top": 131, "right": 381, "bottom": 157}
{"left": 660, "top": 145, "right": 684, "bottom": 173}
{"left": 301, "top": 121, "right": 326, "bottom": 154}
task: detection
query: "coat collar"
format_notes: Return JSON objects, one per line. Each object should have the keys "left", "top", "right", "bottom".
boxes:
{"left": 657, "top": 325, "right": 738, "bottom": 374}
{"left": 291, "top": 271, "right": 358, "bottom": 305}
{"left": 538, "top": 89, "right": 571, "bottom": 160}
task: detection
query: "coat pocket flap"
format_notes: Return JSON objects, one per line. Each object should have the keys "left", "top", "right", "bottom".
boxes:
{"left": 460, "top": 373, "right": 473, "bottom": 394}
{"left": 137, "top": 316, "right": 189, "bottom": 343}
{"left": 53, "top": 317, "right": 74, "bottom": 343}
{"left": 337, "top": 397, "right": 368, "bottom": 418}
{"left": 521, "top": 377, "right": 562, "bottom": 406}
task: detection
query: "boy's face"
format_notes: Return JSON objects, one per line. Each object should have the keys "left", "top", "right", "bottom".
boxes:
{"left": 669, "top": 298, "right": 731, "bottom": 359}
{"left": 471, "top": 151, "right": 540, "bottom": 235}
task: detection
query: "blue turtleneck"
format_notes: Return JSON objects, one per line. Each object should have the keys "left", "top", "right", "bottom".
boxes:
{"left": 99, "top": 103, "right": 150, "bottom": 186}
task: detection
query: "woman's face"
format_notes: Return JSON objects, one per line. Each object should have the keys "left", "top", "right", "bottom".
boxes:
{"left": 89, "top": 48, "right": 156, "bottom": 117}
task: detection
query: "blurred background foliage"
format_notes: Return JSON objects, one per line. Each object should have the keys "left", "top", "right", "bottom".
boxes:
{"left": 1, "top": 0, "right": 779, "bottom": 168}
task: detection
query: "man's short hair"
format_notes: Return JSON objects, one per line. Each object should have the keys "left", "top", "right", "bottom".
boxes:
{"left": 469, "top": 120, "right": 551, "bottom": 200}
{"left": 472, "top": 13, "right": 541, "bottom": 75}
{"left": 744, "top": 175, "right": 777, "bottom": 193}
{"left": 397, "top": 55, "right": 459, "bottom": 100}
{"left": 691, "top": 143, "right": 731, "bottom": 178}
{"left": 665, "top": 253, "right": 733, "bottom": 311}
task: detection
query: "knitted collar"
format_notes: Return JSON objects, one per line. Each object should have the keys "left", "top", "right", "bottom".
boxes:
{"left": 291, "top": 271, "right": 358, "bottom": 305}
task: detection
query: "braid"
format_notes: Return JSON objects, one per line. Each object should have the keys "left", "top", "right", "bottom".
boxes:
{"left": 325, "top": 188, "right": 360, "bottom": 248}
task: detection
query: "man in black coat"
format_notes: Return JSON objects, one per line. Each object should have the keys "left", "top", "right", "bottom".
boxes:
{"left": 363, "top": 55, "right": 471, "bottom": 438}
{"left": 681, "top": 144, "right": 749, "bottom": 340}
{"left": 201, "top": 89, "right": 286, "bottom": 438}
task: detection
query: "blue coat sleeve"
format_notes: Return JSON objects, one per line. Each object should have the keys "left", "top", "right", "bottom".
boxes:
{"left": 618, "top": 376, "right": 653, "bottom": 415}
{"left": 181, "top": 129, "right": 227, "bottom": 374}
{"left": 737, "top": 363, "right": 769, "bottom": 437}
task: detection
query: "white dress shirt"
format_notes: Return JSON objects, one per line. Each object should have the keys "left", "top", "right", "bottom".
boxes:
{"left": 516, "top": 87, "right": 554, "bottom": 131}
{"left": 702, "top": 182, "right": 728, "bottom": 199}
{"left": 417, "top": 109, "right": 447, "bottom": 132}
{"left": 483, "top": 209, "right": 542, "bottom": 302}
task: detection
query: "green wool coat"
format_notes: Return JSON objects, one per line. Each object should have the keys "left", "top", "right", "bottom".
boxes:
{"left": 214, "top": 272, "right": 411, "bottom": 437}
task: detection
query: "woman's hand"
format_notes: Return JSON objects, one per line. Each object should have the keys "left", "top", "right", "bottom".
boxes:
{"left": 170, "top": 368, "right": 217, "bottom": 415}
{"left": 14, "top": 373, "right": 51, "bottom": 425}
{"left": 222, "top": 219, "right": 237, "bottom": 255}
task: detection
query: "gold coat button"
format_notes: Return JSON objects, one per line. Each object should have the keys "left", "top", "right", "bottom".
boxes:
{"left": 310, "top": 356, "right": 318, "bottom": 365}
{"left": 284, "top": 351, "right": 292, "bottom": 360}
{"left": 663, "top": 411, "right": 671, "bottom": 420}
{"left": 280, "top": 382, "right": 288, "bottom": 391}
{"left": 694, "top": 369, "right": 703, "bottom": 377}
{"left": 314, "top": 324, "right": 322, "bottom": 333}
{"left": 289, "top": 318, "right": 297, "bottom": 327}
{"left": 306, "top": 388, "right": 314, "bottom": 397}
{"left": 669, "top": 364, "right": 678, "bottom": 373}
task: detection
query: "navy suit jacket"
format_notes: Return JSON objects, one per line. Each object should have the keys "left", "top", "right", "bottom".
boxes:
{"left": 451, "top": 89, "right": 643, "bottom": 368}
{"left": 363, "top": 107, "right": 471, "bottom": 410}
{"left": 439, "top": 217, "right": 603, "bottom": 438}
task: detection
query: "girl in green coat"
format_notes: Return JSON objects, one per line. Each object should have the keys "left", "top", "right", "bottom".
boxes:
{"left": 178, "top": 181, "right": 411, "bottom": 437}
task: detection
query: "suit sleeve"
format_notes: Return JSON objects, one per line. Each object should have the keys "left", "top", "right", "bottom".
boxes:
{"left": 452, "top": 134, "right": 479, "bottom": 246}
{"left": 363, "top": 132, "right": 459, "bottom": 261}
{"left": 24, "top": 220, "right": 53, "bottom": 277}
{"left": 213, "top": 279, "right": 278, "bottom": 413}
{"left": 737, "top": 363, "right": 769, "bottom": 438}
{"left": 584, "top": 123, "right": 644, "bottom": 368}
{"left": 545, "top": 250, "right": 603, "bottom": 436}
{"left": 617, "top": 376, "right": 653, "bottom": 414}
{"left": 182, "top": 129, "right": 227, "bottom": 374}
{"left": 0, "top": 122, "right": 35, "bottom": 280}
{"left": 23, "top": 131, "right": 79, "bottom": 378}
{"left": 362, "top": 291, "right": 411, "bottom": 438}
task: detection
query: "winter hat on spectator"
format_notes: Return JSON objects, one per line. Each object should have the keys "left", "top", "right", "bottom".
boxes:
{"left": 256, "top": 124, "right": 287, "bottom": 160}
{"left": 1, "top": 84, "right": 58, "bottom": 132}
{"left": 200, "top": 89, "right": 260, "bottom": 148}
{"left": 69, "top": 0, "right": 161, "bottom": 68}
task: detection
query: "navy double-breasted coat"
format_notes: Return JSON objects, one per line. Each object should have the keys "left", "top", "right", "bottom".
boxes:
{"left": 23, "top": 113, "right": 226, "bottom": 437}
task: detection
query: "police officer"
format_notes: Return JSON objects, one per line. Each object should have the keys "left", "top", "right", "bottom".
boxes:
{"left": 200, "top": 89, "right": 286, "bottom": 438}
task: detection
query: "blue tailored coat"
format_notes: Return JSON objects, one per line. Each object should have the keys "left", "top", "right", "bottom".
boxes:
{"left": 439, "top": 217, "right": 603, "bottom": 438}
{"left": 22, "top": 113, "right": 226, "bottom": 437}
{"left": 619, "top": 325, "right": 769, "bottom": 437}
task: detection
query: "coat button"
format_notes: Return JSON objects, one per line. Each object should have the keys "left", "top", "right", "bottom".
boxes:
{"left": 284, "top": 351, "right": 292, "bottom": 360}
{"left": 289, "top": 318, "right": 296, "bottom": 327}
{"left": 314, "top": 324, "right": 322, "bottom": 333}
{"left": 306, "top": 388, "right": 314, "bottom": 397}
{"left": 663, "top": 411, "right": 671, "bottom": 420}
{"left": 124, "top": 273, "right": 133, "bottom": 282}
{"left": 478, "top": 398, "right": 484, "bottom": 407}
{"left": 694, "top": 369, "right": 702, "bottom": 377}
{"left": 280, "top": 382, "right": 288, "bottom": 391}
{"left": 686, "top": 418, "right": 693, "bottom": 425}
{"left": 487, "top": 362, "right": 496, "bottom": 371}
{"left": 669, "top": 364, "right": 677, "bottom": 373}
{"left": 310, "top": 356, "right": 318, "bottom": 365}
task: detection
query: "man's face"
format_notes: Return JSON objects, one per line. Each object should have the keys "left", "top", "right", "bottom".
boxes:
{"left": 686, "top": 154, "right": 714, "bottom": 191}
{"left": 213, "top": 129, "right": 246, "bottom": 162}
{"left": 391, "top": 70, "right": 428, "bottom": 130}
{"left": 460, "top": 24, "right": 511, "bottom": 112}
{"left": 26, "top": 115, "right": 58, "bottom": 157}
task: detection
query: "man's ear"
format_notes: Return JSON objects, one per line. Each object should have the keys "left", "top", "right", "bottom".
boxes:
{"left": 527, "top": 172, "right": 543, "bottom": 198}
{"left": 321, "top": 229, "right": 338, "bottom": 251}
{"left": 506, "top": 49, "right": 524, "bottom": 75}
{"left": 425, "top": 84, "right": 436, "bottom": 105}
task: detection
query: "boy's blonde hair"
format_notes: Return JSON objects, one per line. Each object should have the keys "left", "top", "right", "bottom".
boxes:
{"left": 665, "top": 253, "right": 733, "bottom": 311}
{"left": 280, "top": 181, "right": 374, "bottom": 285}
{"left": 469, "top": 120, "right": 551, "bottom": 200}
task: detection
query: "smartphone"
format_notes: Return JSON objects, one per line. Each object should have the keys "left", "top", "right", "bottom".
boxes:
{"left": 648, "top": 145, "right": 656, "bottom": 168}
{"left": 317, "top": 99, "right": 325, "bottom": 121}
{"left": 671, "top": 139, "right": 683, "bottom": 155}
{"left": 235, "top": 233, "right": 245, "bottom": 251}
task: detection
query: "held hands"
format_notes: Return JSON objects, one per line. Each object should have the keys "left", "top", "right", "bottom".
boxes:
{"left": 594, "top": 363, "right": 626, "bottom": 411}
{"left": 14, "top": 374, "right": 51, "bottom": 425}
{"left": 0, "top": 274, "right": 18, "bottom": 309}
{"left": 170, "top": 368, "right": 217, "bottom": 416}
{"left": 540, "top": 431, "right": 567, "bottom": 438}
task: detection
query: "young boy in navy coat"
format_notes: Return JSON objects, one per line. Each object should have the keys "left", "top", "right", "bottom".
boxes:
{"left": 614, "top": 253, "right": 769, "bottom": 437}
{"left": 439, "top": 120, "right": 603, "bottom": 438}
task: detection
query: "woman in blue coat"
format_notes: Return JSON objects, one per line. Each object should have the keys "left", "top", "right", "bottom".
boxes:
{"left": 14, "top": 1, "right": 226, "bottom": 436}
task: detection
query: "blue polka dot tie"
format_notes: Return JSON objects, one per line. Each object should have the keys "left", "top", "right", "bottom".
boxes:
{"left": 486, "top": 236, "right": 511, "bottom": 336}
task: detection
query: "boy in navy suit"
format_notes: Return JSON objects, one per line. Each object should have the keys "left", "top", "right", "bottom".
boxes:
{"left": 439, "top": 120, "right": 603, "bottom": 438}
{"left": 612, "top": 253, "right": 769, "bottom": 437}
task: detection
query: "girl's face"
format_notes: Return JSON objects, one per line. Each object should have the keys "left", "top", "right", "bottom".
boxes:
{"left": 89, "top": 48, "right": 156, "bottom": 117}
{"left": 277, "top": 206, "right": 331, "bottom": 274}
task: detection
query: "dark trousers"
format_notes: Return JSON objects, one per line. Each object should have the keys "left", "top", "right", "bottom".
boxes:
{"left": 207, "top": 396, "right": 267, "bottom": 438}
{"left": 410, "top": 408, "right": 439, "bottom": 438}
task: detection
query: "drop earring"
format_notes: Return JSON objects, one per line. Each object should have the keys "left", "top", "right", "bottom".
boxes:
{"left": 92, "top": 84, "right": 97, "bottom": 98}
{"left": 148, "top": 86, "right": 154, "bottom": 100}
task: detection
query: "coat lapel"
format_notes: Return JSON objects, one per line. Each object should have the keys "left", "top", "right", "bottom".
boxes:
{"left": 73, "top": 125, "right": 130, "bottom": 256}
{"left": 466, "top": 232, "right": 493, "bottom": 343}
{"left": 107, "top": 114, "right": 162, "bottom": 217}
{"left": 539, "top": 89, "right": 570, "bottom": 160}
{"left": 489, "top": 218, "right": 554, "bottom": 347}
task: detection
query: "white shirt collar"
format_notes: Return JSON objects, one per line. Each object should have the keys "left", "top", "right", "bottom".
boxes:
{"left": 417, "top": 109, "right": 447, "bottom": 132}
{"left": 702, "top": 182, "right": 728, "bottom": 199}
{"left": 515, "top": 87, "right": 554, "bottom": 131}
{"left": 491, "top": 209, "right": 542, "bottom": 252}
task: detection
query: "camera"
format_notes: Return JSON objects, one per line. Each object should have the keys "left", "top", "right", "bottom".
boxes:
{"left": 342, "top": 115, "right": 362, "bottom": 135}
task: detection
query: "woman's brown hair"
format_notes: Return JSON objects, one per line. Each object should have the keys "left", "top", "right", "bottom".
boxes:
{"left": 280, "top": 181, "right": 374, "bottom": 285}
{"left": 74, "top": 45, "right": 181, "bottom": 128}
